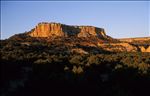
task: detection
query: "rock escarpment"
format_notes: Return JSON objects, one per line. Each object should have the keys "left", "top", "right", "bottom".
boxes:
{"left": 28, "top": 22, "right": 107, "bottom": 39}
{"left": 29, "top": 23, "right": 64, "bottom": 37}
{"left": 9, "top": 22, "right": 149, "bottom": 53}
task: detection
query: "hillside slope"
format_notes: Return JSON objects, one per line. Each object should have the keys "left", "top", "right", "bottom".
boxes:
{"left": 3, "top": 22, "right": 150, "bottom": 53}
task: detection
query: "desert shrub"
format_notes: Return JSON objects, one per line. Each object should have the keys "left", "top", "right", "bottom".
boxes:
{"left": 69, "top": 55, "right": 84, "bottom": 65}
{"left": 87, "top": 55, "right": 100, "bottom": 65}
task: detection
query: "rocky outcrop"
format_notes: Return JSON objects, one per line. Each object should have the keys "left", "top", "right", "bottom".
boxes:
{"left": 6, "top": 21, "right": 150, "bottom": 53}
{"left": 71, "top": 48, "right": 89, "bottom": 54}
{"left": 29, "top": 22, "right": 65, "bottom": 37}
{"left": 118, "top": 37, "right": 150, "bottom": 52}
{"left": 28, "top": 22, "right": 107, "bottom": 39}
{"left": 77, "top": 26, "right": 106, "bottom": 38}
{"left": 139, "top": 46, "right": 150, "bottom": 52}
{"left": 146, "top": 46, "right": 150, "bottom": 52}
{"left": 98, "top": 43, "right": 138, "bottom": 52}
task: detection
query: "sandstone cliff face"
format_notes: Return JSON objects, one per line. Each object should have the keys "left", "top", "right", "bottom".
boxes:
{"left": 77, "top": 26, "right": 106, "bottom": 38}
{"left": 28, "top": 22, "right": 107, "bottom": 38}
{"left": 29, "top": 23, "right": 65, "bottom": 37}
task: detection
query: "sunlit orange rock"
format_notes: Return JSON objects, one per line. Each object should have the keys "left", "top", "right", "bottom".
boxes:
{"left": 77, "top": 26, "right": 106, "bottom": 38}
{"left": 29, "top": 22, "right": 65, "bottom": 37}
{"left": 28, "top": 22, "right": 107, "bottom": 38}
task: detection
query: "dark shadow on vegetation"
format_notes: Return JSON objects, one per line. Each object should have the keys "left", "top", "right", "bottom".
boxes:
{"left": 1, "top": 39, "right": 150, "bottom": 96}
{"left": 1, "top": 53, "right": 150, "bottom": 96}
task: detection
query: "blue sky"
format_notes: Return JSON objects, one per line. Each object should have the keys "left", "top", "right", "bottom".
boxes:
{"left": 1, "top": 1, "right": 149, "bottom": 39}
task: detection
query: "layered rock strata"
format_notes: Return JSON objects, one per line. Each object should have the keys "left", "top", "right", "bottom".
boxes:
{"left": 28, "top": 22, "right": 107, "bottom": 38}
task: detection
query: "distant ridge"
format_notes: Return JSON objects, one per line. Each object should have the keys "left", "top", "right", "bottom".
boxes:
{"left": 118, "top": 37, "right": 150, "bottom": 39}
{"left": 118, "top": 37, "right": 150, "bottom": 43}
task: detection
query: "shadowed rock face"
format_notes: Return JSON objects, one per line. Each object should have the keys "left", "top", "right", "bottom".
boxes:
{"left": 28, "top": 22, "right": 107, "bottom": 38}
